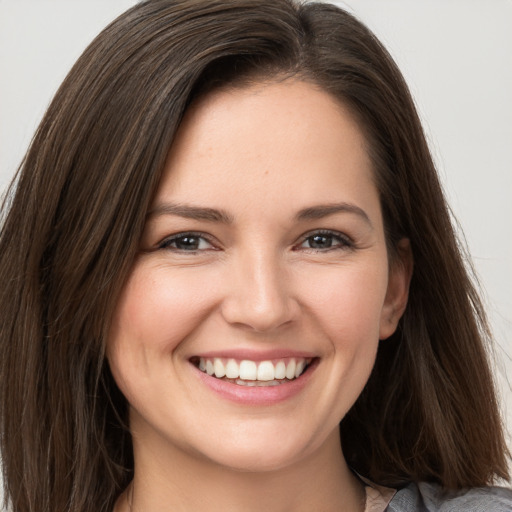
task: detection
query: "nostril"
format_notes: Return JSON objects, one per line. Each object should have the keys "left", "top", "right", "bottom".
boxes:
{"left": 220, "top": 297, "right": 298, "bottom": 333}
{"left": 219, "top": 263, "right": 299, "bottom": 332}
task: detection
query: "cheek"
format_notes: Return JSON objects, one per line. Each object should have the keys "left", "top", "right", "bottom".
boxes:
{"left": 292, "top": 261, "right": 389, "bottom": 425}
{"left": 298, "top": 261, "right": 389, "bottom": 342}
{"left": 107, "top": 262, "right": 219, "bottom": 379}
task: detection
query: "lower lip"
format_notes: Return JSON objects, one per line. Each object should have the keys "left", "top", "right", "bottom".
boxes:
{"left": 193, "top": 361, "right": 317, "bottom": 406}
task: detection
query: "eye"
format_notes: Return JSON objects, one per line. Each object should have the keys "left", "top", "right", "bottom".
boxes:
{"left": 159, "top": 232, "right": 214, "bottom": 252}
{"left": 298, "top": 230, "right": 353, "bottom": 251}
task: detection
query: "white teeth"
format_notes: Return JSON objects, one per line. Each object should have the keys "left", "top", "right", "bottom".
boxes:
{"left": 295, "top": 359, "right": 305, "bottom": 378}
{"left": 225, "top": 359, "right": 239, "bottom": 379}
{"left": 257, "top": 361, "right": 275, "bottom": 381}
{"left": 214, "top": 359, "right": 225, "bottom": 378}
{"left": 239, "top": 360, "right": 257, "bottom": 380}
{"left": 197, "top": 357, "right": 312, "bottom": 383}
{"left": 274, "top": 361, "right": 286, "bottom": 379}
{"left": 285, "top": 359, "right": 296, "bottom": 380}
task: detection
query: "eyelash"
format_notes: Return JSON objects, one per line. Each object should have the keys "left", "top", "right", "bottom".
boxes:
{"left": 158, "top": 232, "right": 216, "bottom": 252}
{"left": 295, "top": 230, "right": 354, "bottom": 252}
{"left": 157, "top": 230, "right": 354, "bottom": 253}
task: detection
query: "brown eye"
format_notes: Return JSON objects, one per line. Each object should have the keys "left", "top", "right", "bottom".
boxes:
{"left": 159, "top": 233, "right": 214, "bottom": 251}
{"left": 299, "top": 231, "right": 353, "bottom": 251}
{"left": 307, "top": 234, "right": 335, "bottom": 249}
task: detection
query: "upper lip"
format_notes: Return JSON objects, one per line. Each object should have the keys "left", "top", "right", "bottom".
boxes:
{"left": 190, "top": 349, "right": 317, "bottom": 362}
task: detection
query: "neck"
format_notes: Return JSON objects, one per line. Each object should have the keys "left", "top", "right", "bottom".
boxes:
{"left": 116, "top": 428, "right": 365, "bottom": 512}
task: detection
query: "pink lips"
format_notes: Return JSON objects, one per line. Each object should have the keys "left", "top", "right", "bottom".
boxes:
{"left": 193, "top": 349, "right": 317, "bottom": 362}
{"left": 191, "top": 351, "right": 318, "bottom": 406}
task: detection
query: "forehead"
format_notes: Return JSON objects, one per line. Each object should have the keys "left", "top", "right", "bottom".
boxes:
{"left": 171, "top": 79, "right": 368, "bottom": 161}
{"left": 156, "top": 80, "right": 377, "bottom": 219}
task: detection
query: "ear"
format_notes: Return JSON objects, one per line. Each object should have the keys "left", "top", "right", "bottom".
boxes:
{"left": 379, "top": 238, "right": 413, "bottom": 340}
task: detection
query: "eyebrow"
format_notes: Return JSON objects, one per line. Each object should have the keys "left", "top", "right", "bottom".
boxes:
{"left": 147, "top": 202, "right": 234, "bottom": 224}
{"left": 147, "top": 201, "right": 372, "bottom": 227}
{"left": 296, "top": 202, "right": 373, "bottom": 227}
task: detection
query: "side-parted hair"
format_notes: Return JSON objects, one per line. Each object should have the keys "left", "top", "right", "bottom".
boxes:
{"left": 0, "top": 1, "right": 508, "bottom": 511}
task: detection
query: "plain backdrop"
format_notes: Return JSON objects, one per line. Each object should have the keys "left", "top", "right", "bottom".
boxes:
{"left": 1, "top": 0, "right": 511, "bottom": 502}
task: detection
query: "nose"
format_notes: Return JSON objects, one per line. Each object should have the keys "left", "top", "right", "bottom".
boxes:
{"left": 220, "top": 250, "right": 299, "bottom": 333}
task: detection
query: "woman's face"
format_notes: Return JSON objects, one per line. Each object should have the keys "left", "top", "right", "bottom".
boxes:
{"left": 108, "top": 80, "right": 410, "bottom": 473}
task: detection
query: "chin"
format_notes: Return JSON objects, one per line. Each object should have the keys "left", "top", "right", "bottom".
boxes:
{"left": 187, "top": 425, "right": 324, "bottom": 474}
{"left": 204, "top": 446, "right": 305, "bottom": 473}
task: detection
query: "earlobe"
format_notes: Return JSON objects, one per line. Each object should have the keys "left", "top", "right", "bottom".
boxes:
{"left": 379, "top": 238, "right": 413, "bottom": 340}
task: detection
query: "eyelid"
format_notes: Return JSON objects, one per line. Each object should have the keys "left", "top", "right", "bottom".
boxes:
{"left": 153, "top": 229, "right": 354, "bottom": 253}
{"left": 295, "top": 229, "right": 355, "bottom": 251}
{"left": 157, "top": 231, "right": 218, "bottom": 251}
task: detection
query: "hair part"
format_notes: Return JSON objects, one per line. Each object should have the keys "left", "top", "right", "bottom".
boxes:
{"left": 0, "top": 1, "right": 508, "bottom": 510}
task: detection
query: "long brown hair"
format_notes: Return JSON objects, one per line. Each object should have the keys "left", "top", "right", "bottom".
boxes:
{"left": 0, "top": 1, "right": 508, "bottom": 511}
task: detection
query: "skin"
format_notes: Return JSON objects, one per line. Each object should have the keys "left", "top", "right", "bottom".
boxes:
{"left": 109, "top": 80, "right": 412, "bottom": 512}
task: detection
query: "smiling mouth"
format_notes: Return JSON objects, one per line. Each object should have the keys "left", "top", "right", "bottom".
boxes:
{"left": 191, "top": 357, "right": 314, "bottom": 387}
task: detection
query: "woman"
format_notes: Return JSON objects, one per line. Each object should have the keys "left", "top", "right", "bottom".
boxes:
{"left": 0, "top": 1, "right": 510, "bottom": 511}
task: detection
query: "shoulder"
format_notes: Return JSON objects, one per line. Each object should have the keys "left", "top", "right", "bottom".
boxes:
{"left": 387, "top": 481, "right": 512, "bottom": 512}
